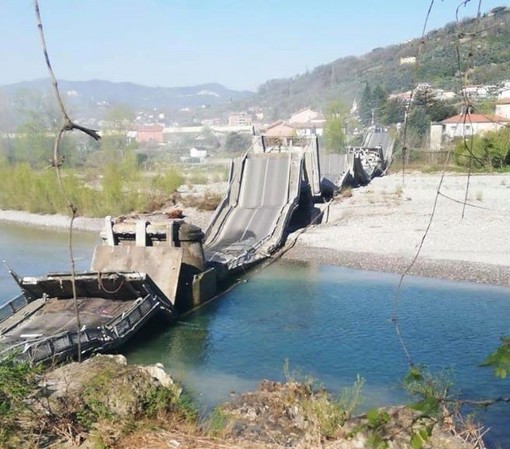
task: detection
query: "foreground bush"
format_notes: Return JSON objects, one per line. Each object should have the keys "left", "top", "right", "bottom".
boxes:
{"left": 0, "top": 355, "right": 194, "bottom": 448}
{"left": 0, "top": 356, "right": 483, "bottom": 449}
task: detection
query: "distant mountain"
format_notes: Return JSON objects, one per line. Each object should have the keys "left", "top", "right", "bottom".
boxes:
{"left": 242, "top": 5, "right": 510, "bottom": 116}
{"left": 0, "top": 79, "right": 252, "bottom": 126}
{"left": 2, "top": 6, "right": 509, "bottom": 128}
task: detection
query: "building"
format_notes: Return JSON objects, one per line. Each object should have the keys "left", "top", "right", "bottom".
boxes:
{"left": 495, "top": 87, "right": 510, "bottom": 119}
{"left": 430, "top": 112, "right": 509, "bottom": 150}
{"left": 289, "top": 108, "right": 321, "bottom": 124}
{"left": 190, "top": 147, "right": 207, "bottom": 162}
{"left": 389, "top": 91, "right": 412, "bottom": 103}
{"left": 264, "top": 121, "right": 296, "bottom": 138}
{"left": 433, "top": 89, "right": 456, "bottom": 101}
{"left": 400, "top": 56, "right": 417, "bottom": 65}
{"left": 228, "top": 112, "right": 252, "bottom": 127}
{"left": 291, "top": 122, "right": 324, "bottom": 137}
{"left": 135, "top": 125, "right": 164, "bottom": 144}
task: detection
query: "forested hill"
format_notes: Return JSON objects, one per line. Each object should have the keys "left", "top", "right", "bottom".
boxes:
{"left": 249, "top": 6, "right": 510, "bottom": 115}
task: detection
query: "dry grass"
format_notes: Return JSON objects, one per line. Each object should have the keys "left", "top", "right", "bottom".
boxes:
{"left": 340, "top": 187, "right": 353, "bottom": 198}
{"left": 179, "top": 191, "right": 223, "bottom": 211}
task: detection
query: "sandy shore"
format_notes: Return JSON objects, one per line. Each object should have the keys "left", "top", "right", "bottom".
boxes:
{"left": 0, "top": 206, "right": 213, "bottom": 234}
{"left": 285, "top": 172, "right": 510, "bottom": 287}
{"left": 0, "top": 209, "right": 105, "bottom": 232}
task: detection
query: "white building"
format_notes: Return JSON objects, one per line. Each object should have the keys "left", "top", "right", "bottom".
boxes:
{"left": 430, "top": 112, "right": 509, "bottom": 150}
{"left": 190, "top": 147, "right": 207, "bottom": 162}
{"left": 289, "top": 108, "right": 322, "bottom": 124}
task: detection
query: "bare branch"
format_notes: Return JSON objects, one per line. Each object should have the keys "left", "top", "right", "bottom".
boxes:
{"left": 33, "top": 1, "right": 100, "bottom": 142}
{"left": 33, "top": 0, "right": 102, "bottom": 362}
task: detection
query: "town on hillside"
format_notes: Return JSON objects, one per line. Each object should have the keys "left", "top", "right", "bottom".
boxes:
{"left": 101, "top": 78, "right": 510, "bottom": 162}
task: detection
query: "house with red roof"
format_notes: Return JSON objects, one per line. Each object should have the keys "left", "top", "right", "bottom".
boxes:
{"left": 135, "top": 124, "right": 164, "bottom": 144}
{"left": 430, "top": 111, "right": 509, "bottom": 150}
{"left": 264, "top": 120, "right": 296, "bottom": 138}
{"left": 441, "top": 113, "right": 508, "bottom": 138}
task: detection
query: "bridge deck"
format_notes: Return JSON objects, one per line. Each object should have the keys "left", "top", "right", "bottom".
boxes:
{"left": 204, "top": 152, "right": 302, "bottom": 271}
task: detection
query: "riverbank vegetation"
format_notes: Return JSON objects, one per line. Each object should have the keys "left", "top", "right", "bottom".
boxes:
{"left": 0, "top": 354, "right": 485, "bottom": 449}
{"left": 0, "top": 159, "right": 184, "bottom": 217}
{"left": 0, "top": 100, "right": 234, "bottom": 217}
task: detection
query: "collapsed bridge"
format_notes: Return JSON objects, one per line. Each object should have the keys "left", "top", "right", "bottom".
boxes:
{"left": 203, "top": 128, "right": 395, "bottom": 273}
{"left": 0, "top": 128, "right": 394, "bottom": 363}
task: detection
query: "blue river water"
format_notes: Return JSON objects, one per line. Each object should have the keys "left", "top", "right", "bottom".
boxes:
{"left": 126, "top": 261, "right": 510, "bottom": 448}
{"left": 1, "top": 222, "right": 509, "bottom": 447}
{"left": 0, "top": 222, "right": 98, "bottom": 300}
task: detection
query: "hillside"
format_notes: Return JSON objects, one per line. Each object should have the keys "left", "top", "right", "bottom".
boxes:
{"left": 0, "top": 79, "right": 252, "bottom": 128}
{"left": 1, "top": 6, "right": 508, "bottom": 127}
{"left": 247, "top": 6, "right": 510, "bottom": 115}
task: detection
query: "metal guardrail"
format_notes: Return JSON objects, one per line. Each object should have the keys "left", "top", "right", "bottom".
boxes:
{"left": 113, "top": 295, "right": 157, "bottom": 337}
{"left": 3, "top": 291, "right": 171, "bottom": 364}
{"left": 0, "top": 294, "right": 28, "bottom": 324}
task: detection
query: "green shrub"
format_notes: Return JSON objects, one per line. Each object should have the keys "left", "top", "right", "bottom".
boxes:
{"left": 151, "top": 166, "right": 184, "bottom": 195}
{"left": 0, "top": 357, "right": 42, "bottom": 444}
{"left": 454, "top": 127, "right": 510, "bottom": 169}
{"left": 0, "top": 162, "right": 185, "bottom": 217}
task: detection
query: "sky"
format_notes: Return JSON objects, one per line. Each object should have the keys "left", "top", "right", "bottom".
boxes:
{"left": 0, "top": 0, "right": 508, "bottom": 91}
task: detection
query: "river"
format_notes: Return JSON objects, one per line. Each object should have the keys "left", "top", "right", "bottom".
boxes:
{"left": 1, "top": 222, "right": 509, "bottom": 448}
{"left": 0, "top": 222, "right": 98, "bottom": 300}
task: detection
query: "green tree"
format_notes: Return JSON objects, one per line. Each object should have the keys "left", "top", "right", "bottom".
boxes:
{"left": 412, "top": 88, "right": 456, "bottom": 122}
{"left": 372, "top": 85, "right": 388, "bottom": 120}
{"left": 407, "top": 107, "right": 430, "bottom": 145}
{"left": 358, "top": 83, "right": 373, "bottom": 126}
{"left": 454, "top": 126, "right": 510, "bottom": 169}
{"left": 10, "top": 90, "right": 63, "bottom": 167}
{"left": 198, "top": 127, "right": 220, "bottom": 150}
{"left": 223, "top": 132, "right": 252, "bottom": 153}
{"left": 323, "top": 100, "right": 348, "bottom": 153}
{"left": 12, "top": 117, "right": 54, "bottom": 168}
{"left": 99, "top": 105, "right": 137, "bottom": 167}
{"left": 381, "top": 99, "right": 406, "bottom": 125}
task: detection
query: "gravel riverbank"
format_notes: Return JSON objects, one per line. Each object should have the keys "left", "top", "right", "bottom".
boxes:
{"left": 0, "top": 209, "right": 104, "bottom": 232}
{"left": 285, "top": 172, "right": 510, "bottom": 287}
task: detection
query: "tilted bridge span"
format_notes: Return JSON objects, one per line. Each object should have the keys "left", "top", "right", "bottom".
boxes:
{"left": 203, "top": 128, "right": 394, "bottom": 274}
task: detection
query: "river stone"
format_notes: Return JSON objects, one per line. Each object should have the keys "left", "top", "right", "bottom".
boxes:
{"left": 41, "top": 354, "right": 180, "bottom": 419}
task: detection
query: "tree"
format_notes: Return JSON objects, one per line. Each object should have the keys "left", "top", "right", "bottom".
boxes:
{"left": 381, "top": 99, "right": 406, "bottom": 125}
{"left": 358, "top": 84, "right": 389, "bottom": 127}
{"left": 99, "top": 105, "right": 137, "bottom": 166}
{"left": 454, "top": 127, "right": 510, "bottom": 169}
{"left": 372, "top": 85, "right": 388, "bottom": 119}
{"left": 223, "top": 132, "right": 252, "bottom": 154}
{"left": 10, "top": 90, "right": 62, "bottom": 168}
{"left": 407, "top": 107, "right": 430, "bottom": 144}
{"left": 323, "top": 100, "right": 348, "bottom": 153}
{"left": 198, "top": 127, "right": 220, "bottom": 150}
{"left": 12, "top": 119, "right": 53, "bottom": 167}
{"left": 0, "top": 92, "right": 13, "bottom": 163}
{"left": 403, "top": 88, "right": 457, "bottom": 148}
{"left": 358, "top": 83, "right": 373, "bottom": 126}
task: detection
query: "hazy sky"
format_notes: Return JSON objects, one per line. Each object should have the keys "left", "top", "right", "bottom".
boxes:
{"left": 1, "top": 1, "right": 507, "bottom": 91}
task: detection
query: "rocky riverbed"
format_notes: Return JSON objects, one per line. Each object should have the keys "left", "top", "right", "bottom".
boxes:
{"left": 284, "top": 172, "right": 510, "bottom": 287}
